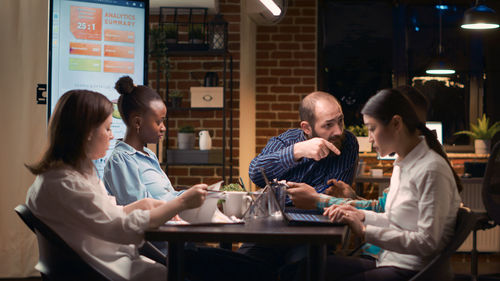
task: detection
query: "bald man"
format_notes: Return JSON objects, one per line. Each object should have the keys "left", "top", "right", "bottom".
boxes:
{"left": 249, "top": 91, "right": 359, "bottom": 208}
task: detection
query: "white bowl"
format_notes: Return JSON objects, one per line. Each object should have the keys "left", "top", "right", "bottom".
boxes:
{"left": 178, "top": 193, "right": 221, "bottom": 224}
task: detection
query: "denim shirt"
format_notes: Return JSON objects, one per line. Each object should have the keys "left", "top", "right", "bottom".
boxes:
{"left": 103, "top": 141, "right": 180, "bottom": 205}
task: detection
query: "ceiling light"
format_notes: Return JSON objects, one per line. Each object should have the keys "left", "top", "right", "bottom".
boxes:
{"left": 426, "top": 59, "right": 456, "bottom": 75}
{"left": 461, "top": 0, "right": 499, "bottom": 30}
{"left": 427, "top": 1, "right": 456, "bottom": 75}
{"left": 260, "top": 0, "right": 282, "bottom": 16}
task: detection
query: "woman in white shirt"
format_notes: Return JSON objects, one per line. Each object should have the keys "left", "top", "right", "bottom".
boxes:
{"left": 323, "top": 89, "right": 462, "bottom": 281}
{"left": 25, "top": 89, "right": 207, "bottom": 280}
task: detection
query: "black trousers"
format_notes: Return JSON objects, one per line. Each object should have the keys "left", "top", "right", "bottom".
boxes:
{"left": 325, "top": 255, "right": 418, "bottom": 281}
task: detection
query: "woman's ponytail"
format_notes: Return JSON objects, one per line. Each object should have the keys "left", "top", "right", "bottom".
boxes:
{"left": 418, "top": 123, "right": 463, "bottom": 193}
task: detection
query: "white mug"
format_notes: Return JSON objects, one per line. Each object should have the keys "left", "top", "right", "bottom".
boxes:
{"left": 222, "top": 191, "right": 252, "bottom": 218}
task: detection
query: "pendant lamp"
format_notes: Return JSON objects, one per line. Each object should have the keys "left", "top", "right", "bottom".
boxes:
{"left": 426, "top": 3, "right": 456, "bottom": 75}
{"left": 461, "top": 0, "right": 499, "bottom": 30}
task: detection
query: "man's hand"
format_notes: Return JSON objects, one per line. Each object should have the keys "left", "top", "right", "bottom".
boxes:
{"left": 293, "top": 137, "right": 340, "bottom": 161}
{"left": 286, "top": 182, "right": 320, "bottom": 209}
{"left": 324, "top": 179, "right": 358, "bottom": 199}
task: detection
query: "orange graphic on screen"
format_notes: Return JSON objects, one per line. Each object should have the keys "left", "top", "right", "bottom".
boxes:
{"left": 104, "top": 29, "right": 135, "bottom": 43}
{"left": 104, "top": 60, "right": 134, "bottom": 74}
{"left": 70, "top": 42, "right": 101, "bottom": 56}
{"left": 70, "top": 6, "right": 102, "bottom": 41}
{"left": 104, "top": 45, "right": 134, "bottom": 58}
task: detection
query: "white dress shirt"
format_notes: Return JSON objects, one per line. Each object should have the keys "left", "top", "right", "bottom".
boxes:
{"left": 26, "top": 167, "right": 166, "bottom": 281}
{"left": 363, "top": 139, "right": 461, "bottom": 271}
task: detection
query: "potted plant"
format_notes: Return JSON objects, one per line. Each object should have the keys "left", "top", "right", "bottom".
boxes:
{"left": 178, "top": 125, "right": 195, "bottom": 150}
{"left": 454, "top": 114, "right": 500, "bottom": 154}
{"left": 163, "top": 23, "right": 177, "bottom": 44}
{"left": 347, "top": 125, "right": 372, "bottom": 152}
{"left": 149, "top": 25, "right": 170, "bottom": 98}
{"left": 168, "top": 90, "right": 183, "bottom": 108}
{"left": 189, "top": 24, "right": 205, "bottom": 44}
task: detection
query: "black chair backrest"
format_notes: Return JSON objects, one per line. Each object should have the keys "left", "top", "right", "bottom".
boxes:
{"left": 14, "top": 204, "right": 108, "bottom": 281}
{"left": 482, "top": 141, "right": 500, "bottom": 226}
{"left": 410, "top": 207, "right": 477, "bottom": 281}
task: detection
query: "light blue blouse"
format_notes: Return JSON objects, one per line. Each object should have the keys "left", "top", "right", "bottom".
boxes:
{"left": 103, "top": 141, "right": 180, "bottom": 205}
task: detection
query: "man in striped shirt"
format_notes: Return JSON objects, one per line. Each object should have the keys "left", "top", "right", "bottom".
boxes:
{"left": 249, "top": 91, "right": 359, "bottom": 208}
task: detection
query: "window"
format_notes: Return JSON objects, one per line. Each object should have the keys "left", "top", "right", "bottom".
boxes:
{"left": 318, "top": 0, "right": 486, "bottom": 151}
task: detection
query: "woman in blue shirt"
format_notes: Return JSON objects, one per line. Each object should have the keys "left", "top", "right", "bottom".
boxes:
{"left": 102, "top": 77, "right": 276, "bottom": 281}
{"left": 103, "top": 76, "right": 178, "bottom": 205}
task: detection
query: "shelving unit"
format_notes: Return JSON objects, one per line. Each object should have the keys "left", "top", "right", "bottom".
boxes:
{"left": 161, "top": 50, "right": 233, "bottom": 183}
{"left": 155, "top": 7, "right": 233, "bottom": 183}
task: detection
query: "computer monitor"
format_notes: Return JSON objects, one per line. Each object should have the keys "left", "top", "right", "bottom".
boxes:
{"left": 377, "top": 121, "right": 443, "bottom": 160}
{"left": 48, "top": 0, "right": 149, "bottom": 175}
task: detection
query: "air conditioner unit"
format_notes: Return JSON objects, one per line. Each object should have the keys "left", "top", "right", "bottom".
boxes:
{"left": 246, "top": 0, "right": 287, "bottom": 25}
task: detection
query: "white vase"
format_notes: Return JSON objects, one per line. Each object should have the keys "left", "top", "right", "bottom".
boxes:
{"left": 199, "top": 130, "right": 212, "bottom": 150}
{"left": 178, "top": 132, "right": 195, "bottom": 150}
{"left": 357, "top": 137, "right": 372, "bottom": 152}
{"left": 474, "top": 139, "right": 490, "bottom": 154}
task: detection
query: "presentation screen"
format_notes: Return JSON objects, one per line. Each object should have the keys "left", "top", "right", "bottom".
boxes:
{"left": 49, "top": 0, "right": 148, "bottom": 175}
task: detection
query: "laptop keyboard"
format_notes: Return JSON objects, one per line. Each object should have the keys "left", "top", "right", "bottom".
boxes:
{"left": 287, "top": 213, "right": 321, "bottom": 221}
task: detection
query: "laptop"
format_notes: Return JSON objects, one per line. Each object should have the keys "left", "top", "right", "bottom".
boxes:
{"left": 259, "top": 167, "right": 343, "bottom": 226}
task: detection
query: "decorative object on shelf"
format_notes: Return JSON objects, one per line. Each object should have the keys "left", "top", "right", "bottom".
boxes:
{"left": 177, "top": 125, "right": 195, "bottom": 150}
{"left": 204, "top": 72, "right": 219, "bottom": 87}
{"left": 199, "top": 130, "right": 212, "bottom": 150}
{"left": 168, "top": 90, "right": 183, "bottom": 107}
{"left": 454, "top": 114, "right": 500, "bottom": 154}
{"left": 347, "top": 125, "right": 371, "bottom": 152}
{"left": 190, "top": 87, "right": 224, "bottom": 108}
{"left": 208, "top": 14, "right": 228, "bottom": 50}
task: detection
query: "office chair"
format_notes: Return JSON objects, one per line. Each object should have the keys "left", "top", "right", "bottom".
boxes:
{"left": 470, "top": 142, "right": 500, "bottom": 281}
{"left": 15, "top": 204, "right": 108, "bottom": 281}
{"left": 410, "top": 207, "right": 478, "bottom": 281}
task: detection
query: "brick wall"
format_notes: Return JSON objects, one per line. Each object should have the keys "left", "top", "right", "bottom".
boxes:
{"left": 148, "top": 0, "right": 241, "bottom": 186}
{"left": 255, "top": 0, "right": 317, "bottom": 153}
{"left": 149, "top": 0, "right": 318, "bottom": 186}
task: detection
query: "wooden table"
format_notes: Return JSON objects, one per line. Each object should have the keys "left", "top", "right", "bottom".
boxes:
{"left": 146, "top": 215, "right": 347, "bottom": 281}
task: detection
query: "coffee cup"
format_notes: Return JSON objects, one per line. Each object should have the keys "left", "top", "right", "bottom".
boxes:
{"left": 222, "top": 191, "right": 252, "bottom": 218}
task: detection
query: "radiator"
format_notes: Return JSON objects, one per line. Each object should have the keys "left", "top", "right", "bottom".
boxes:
{"left": 458, "top": 181, "right": 500, "bottom": 252}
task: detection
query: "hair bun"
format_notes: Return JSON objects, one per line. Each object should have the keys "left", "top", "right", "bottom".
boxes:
{"left": 115, "top": 76, "right": 135, "bottom": 95}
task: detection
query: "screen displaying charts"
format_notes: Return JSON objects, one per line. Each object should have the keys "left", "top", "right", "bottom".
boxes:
{"left": 49, "top": 0, "right": 148, "bottom": 175}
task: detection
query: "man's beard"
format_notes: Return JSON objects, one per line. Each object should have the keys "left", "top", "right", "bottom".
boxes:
{"left": 311, "top": 129, "right": 345, "bottom": 156}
